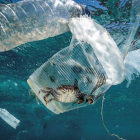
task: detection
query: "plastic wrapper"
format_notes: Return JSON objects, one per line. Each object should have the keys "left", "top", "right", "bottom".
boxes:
{"left": 0, "top": 108, "right": 20, "bottom": 129}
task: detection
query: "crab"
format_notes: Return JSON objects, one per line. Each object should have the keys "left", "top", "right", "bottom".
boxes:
{"left": 38, "top": 71, "right": 106, "bottom": 105}
{"left": 38, "top": 84, "right": 102, "bottom": 105}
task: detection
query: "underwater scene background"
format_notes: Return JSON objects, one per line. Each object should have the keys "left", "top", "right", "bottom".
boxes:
{"left": 0, "top": 0, "right": 140, "bottom": 139}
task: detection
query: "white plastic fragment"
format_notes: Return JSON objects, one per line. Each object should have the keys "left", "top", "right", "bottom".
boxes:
{"left": 0, "top": 108, "right": 20, "bottom": 129}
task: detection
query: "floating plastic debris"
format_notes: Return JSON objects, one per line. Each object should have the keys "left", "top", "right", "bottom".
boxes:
{"left": 27, "top": 15, "right": 139, "bottom": 140}
{"left": 0, "top": 0, "right": 89, "bottom": 52}
{"left": 120, "top": 0, "right": 140, "bottom": 55}
{"left": 0, "top": 108, "right": 20, "bottom": 129}
{"left": 27, "top": 16, "right": 125, "bottom": 114}
{"left": 125, "top": 48, "right": 140, "bottom": 87}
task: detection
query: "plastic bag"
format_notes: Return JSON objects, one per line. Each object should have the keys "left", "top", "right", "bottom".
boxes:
{"left": 27, "top": 17, "right": 125, "bottom": 114}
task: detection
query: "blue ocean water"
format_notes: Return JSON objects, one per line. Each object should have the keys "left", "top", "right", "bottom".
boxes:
{"left": 0, "top": 0, "right": 140, "bottom": 140}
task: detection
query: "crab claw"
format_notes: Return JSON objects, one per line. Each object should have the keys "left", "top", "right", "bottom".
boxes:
{"left": 86, "top": 95, "right": 94, "bottom": 104}
{"left": 77, "top": 100, "right": 84, "bottom": 104}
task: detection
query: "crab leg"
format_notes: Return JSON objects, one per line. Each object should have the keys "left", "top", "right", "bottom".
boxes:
{"left": 38, "top": 87, "right": 53, "bottom": 95}
{"left": 77, "top": 100, "right": 84, "bottom": 104}
{"left": 44, "top": 97, "right": 55, "bottom": 104}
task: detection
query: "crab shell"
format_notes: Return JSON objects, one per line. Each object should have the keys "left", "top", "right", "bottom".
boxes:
{"left": 52, "top": 85, "right": 81, "bottom": 103}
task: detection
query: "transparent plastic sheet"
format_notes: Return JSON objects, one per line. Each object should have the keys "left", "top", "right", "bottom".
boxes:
{"left": 27, "top": 16, "right": 125, "bottom": 114}
{"left": 0, "top": 0, "right": 83, "bottom": 52}
{"left": 124, "top": 49, "right": 140, "bottom": 87}
{"left": 88, "top": 0, "right": 132, "bottom": 51}
{"left": 88, "top": 0, "right": 140, "bottom": 53}
{"left": 69, "top": 17, "right": 125, "bottom": 85}
{"left": 125, "top": 49, "right": 140, "bottom": 74}
{"left": 122, "top": 0, "right": 140, "bottom": 86}
{"left": 27, "top": 41, "right": 109, "bottom": 114}
{"left": 121, "top": 0, "right": 140, "bottom": 56}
